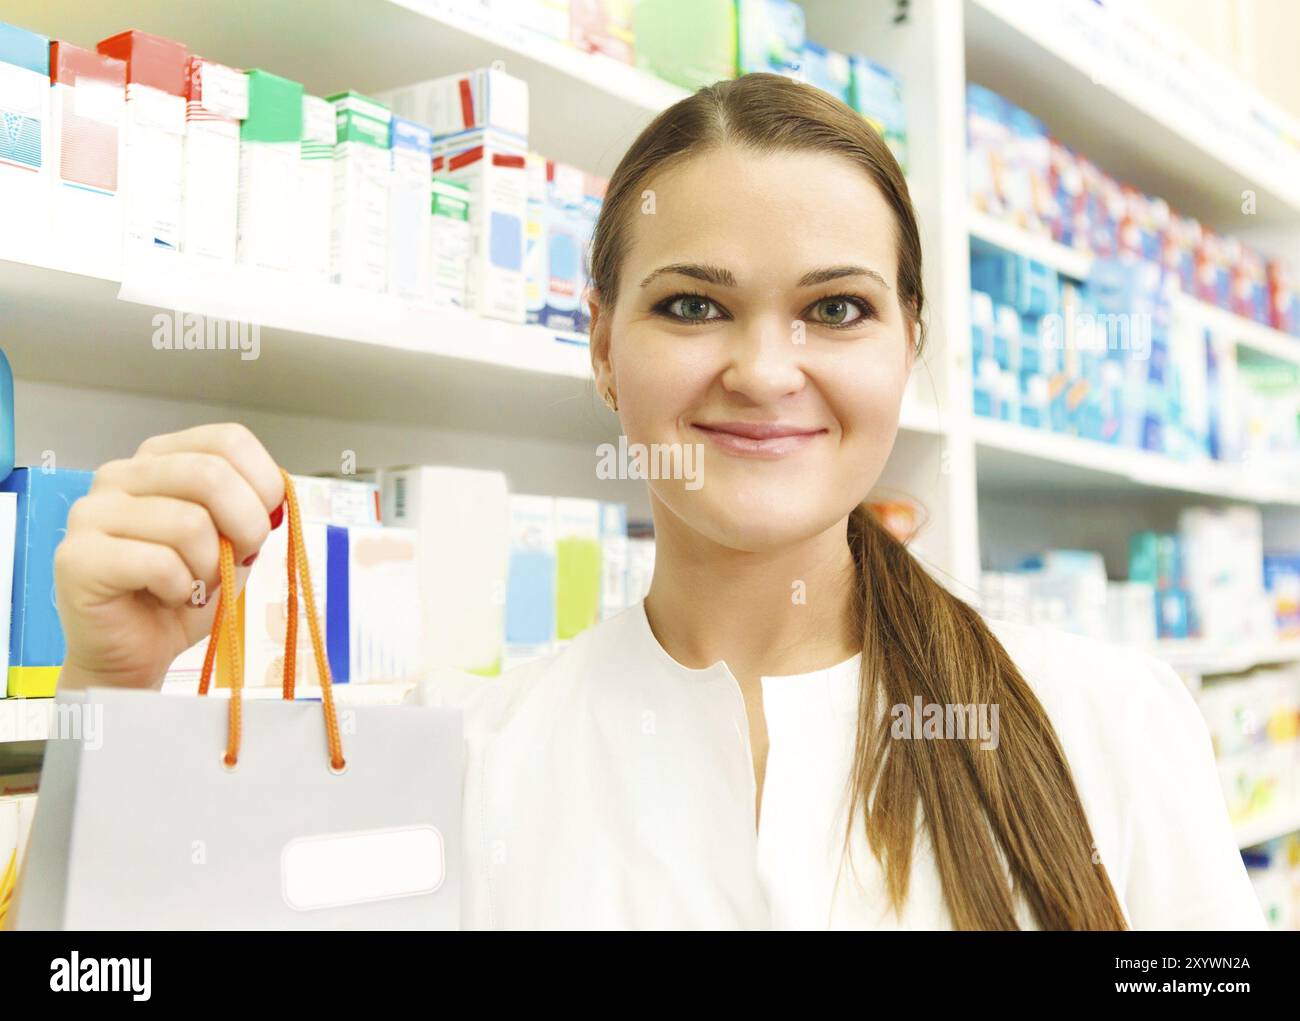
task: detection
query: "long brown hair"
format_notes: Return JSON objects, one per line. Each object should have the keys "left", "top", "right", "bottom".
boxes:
{"left": 587, "top": 72, "right": 1128, "bottom": 930}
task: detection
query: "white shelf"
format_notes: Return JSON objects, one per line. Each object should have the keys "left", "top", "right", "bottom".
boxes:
{"left": 1235, "top": 803, "right": 1300, "bottom": 850}
{"left": 4, "top": 0, "right": 685, "bottom": 179}
{"left": 1151, "top": 638, "right": 1300, "bottom": 679}
{"left": 968, "top": 210, "right": 1092, "bottom": 280}
{"left": 0, "top": 244, "right": 611, "bottom": 445}
{"left": 973, "top": 417, "right": 1300, "bottom": 507}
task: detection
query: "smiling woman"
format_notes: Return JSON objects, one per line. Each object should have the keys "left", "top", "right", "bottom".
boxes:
{"left": 42, "top": 71, "right": 1265, "bottom": 932}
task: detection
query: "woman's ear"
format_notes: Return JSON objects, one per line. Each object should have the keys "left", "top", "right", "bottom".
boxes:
{"left": 588, "top": 288, "right": 614, "bottom": 398}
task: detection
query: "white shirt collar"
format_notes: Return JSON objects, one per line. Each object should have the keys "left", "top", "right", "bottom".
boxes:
{"left": 627, "top": 597, "right": 863, "bottom": 696}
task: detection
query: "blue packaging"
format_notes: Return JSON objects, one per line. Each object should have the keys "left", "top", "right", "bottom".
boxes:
{"left": 971, "top": 291, "right": 994, "bottom": 365}
{"left": 1156, "top": 586, "right": 1190, "bottom": 639}
{"left": 737, "top": 0, "right": 805, "bottom": 77}
{"left": 2, "top": 467, "right": 94, "bottom": 697}
{"left": 540, "top": 165, "right": 585, "bottom": 332}
{"left": 0, "top": 350, "right": 12, "bottom": 482}
{"left": 799, "top": 42, "right": 850, "bottom": 103}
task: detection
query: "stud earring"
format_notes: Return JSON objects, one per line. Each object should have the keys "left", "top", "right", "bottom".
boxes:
{"left": 603, "top": 388, "right": 618, "bottom": 412}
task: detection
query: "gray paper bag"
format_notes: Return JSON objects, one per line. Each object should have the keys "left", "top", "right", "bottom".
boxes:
{"left": 14, "top": 686, "right": 463, "bottom": 930}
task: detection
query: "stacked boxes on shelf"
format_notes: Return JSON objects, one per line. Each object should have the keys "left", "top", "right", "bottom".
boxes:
{"left": 968, "top": 81, "right": 1300, "bottom": 338}
{"left": 97, "top": 29, "right": 188, "bottom": 254}
{"left": 1, "top": 14, "right": 624, "bottom": 336}
{"left": 979, "top": 505, "right": 1276, "bottom": 649}
{"left": 969, "top": 237, "right": 1300, "bottom": 484}
{"left": 47, "top": 41, "right": 125, "bottom": 268}
{"left": 0, "top": 22, "right": 50, "bottom": 246}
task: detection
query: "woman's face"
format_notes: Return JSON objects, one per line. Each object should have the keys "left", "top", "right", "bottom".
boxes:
{"left": 591, "top": 145, "right": 915, "bottom": 552}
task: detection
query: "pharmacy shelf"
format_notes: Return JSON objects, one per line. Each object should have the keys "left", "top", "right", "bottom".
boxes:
{"left": 1235, "top": 803, "right": 1300, "bottom": 850}
{"left": 0, "top": 246, "right": 610, "bottom": 445}
{"left": 6, "top": 0, "right": 686, "bottom": 179}
{"left": 969, "top": 209, "right": 1300, "bottom": 368}
{"left": 965, "top": 0, "right": 1300, "bottom": 229}
{"left": 973, "top": 417, "right": 1300, "bottom": 507}
{"left": 967, "top": 211, "right": 1092, "bottom": 281}
{"left": 1152, "top": 638, "right": 1300, "bottom": 679}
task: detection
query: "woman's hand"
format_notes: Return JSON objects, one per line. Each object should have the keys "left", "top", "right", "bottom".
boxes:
{"left": 53, "top": 423, "right": 285, "bottom": 691}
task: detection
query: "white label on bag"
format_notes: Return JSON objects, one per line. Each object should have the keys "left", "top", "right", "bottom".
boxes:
{"left": 281, "top": 825, "right": 445, "bottom": 910}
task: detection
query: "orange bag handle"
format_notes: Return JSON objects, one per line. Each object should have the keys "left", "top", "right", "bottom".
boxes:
{"left": 197, "top": 468, "right": 346, "bottom": 772}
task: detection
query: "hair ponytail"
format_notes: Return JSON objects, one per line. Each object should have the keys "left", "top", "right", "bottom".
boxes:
{"left": 847, "top": 505, "right": 1128, "bottom": 929}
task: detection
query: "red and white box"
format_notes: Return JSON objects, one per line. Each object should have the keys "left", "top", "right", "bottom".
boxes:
{"left": 48, "top": 41, "right": 125, "bottom": 272}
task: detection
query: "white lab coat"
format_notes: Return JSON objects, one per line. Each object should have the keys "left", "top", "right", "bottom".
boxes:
{"left": 408, "top": 599, "right": 1267, "bottom": 930}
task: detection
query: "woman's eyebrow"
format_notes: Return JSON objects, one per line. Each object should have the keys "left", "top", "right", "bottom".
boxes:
{"left": 800, "top": 265, "right": 892, "bottom": 291}
{"left": 638, "top": 263, "right": 891, "bottom": 291}
{"left": 639, "top": 263, "right": 736, "bottom": 288}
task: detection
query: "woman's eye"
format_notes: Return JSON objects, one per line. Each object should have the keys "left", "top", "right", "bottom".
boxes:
{"left": 807, "top": 296, "right": 872, "bottom": 327}
{"left": 662, "top": 295, "right": 722, "bottom": 322}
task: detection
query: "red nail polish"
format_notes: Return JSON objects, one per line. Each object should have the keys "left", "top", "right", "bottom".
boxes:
{"left": 241, "top": 552, "right": 259, "bottom": 567}
{"left": 269, "top": 504, "right": 284, "bottom": 530}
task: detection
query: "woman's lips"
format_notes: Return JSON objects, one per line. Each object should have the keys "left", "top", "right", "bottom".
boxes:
{"left": 690, "top": 421, "right": 826, "bottom": 458}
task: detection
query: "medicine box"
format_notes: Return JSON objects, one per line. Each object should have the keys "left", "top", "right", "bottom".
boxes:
{"left": 182, "top": 56, "right": 247, "bottom": 261}
{"left": 380, "top": 465, "right": 509, "bottom": 676}
{"left": 237, "top": 69, "right": 302, "bottom": 272}
{"left": 438, "top": 131, "right": 527, "bottom": 322}
{"left": 47, "top": 41, "right": 125, "bottom": 271}
{"left": 430, "top": 176, "right": 471, "bottom": 308}
{"left": 388, "top": 115, "right": 434, "bottom": 301}
{"left": 379, "top": 67, "right": 528, "bottom": 150}
{"left": 0, "top": 22, "right": 50, "bottom": 250}
{"left": 504, "top": 494, "right": 557, "bottom": 668}
{"left": 97, "top": 29, "right": 188, "bottom": 252}
{"left": 329, "top": 90, "right": 391, "bottom": 291}
{"left": 296, "top": 95, "right": 336, "bottom": 280}
{"left": 1, "top": 468, "right": 94, "bottom": 697}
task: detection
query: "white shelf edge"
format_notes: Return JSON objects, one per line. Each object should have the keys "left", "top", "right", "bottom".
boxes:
{"left": 972, "top": 416, "right": 1300, "bottom": 507}
{"left": 1150, "top": 638, "right": 1300, "bottom": 678}
{"left": 1235, "top": 802, "right": 1300, "bottom": 850}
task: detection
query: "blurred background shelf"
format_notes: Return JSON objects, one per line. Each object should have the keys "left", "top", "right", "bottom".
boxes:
{"left": 973, "top": 417, "right": 1300, "bottom": 507}
{"left": 965, "top": 0, "right": 1300, "bottom": 229}
{"left": 968, "top": 209, "right": 1300, "bottom": 367}
{"left": 1236, "top": 803, "right": 1300, "bottom": 850}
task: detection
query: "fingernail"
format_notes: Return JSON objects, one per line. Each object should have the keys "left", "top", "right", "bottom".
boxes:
{"left": 269, "top": 504, "right": 284, "bottom": 530}
{"left": 241, "top": 552, "right": 259, "bottom": 567}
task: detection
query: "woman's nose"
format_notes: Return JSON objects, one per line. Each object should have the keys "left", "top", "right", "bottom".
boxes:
{"left": 719, "top": 317, "right": 807, "bottom": 401}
